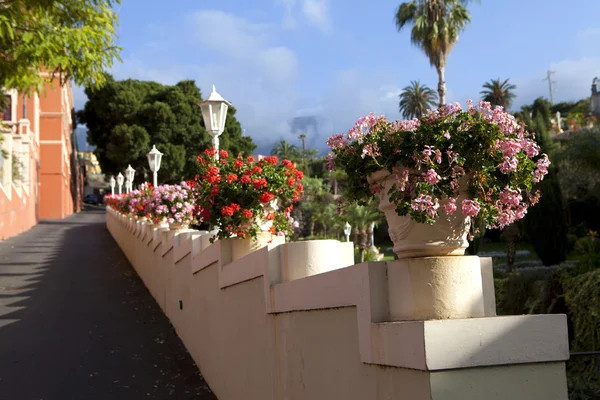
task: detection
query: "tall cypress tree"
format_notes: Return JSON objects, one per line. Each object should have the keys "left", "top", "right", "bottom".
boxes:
{"left": 523, "top": 100, "right": 568, "bottom": 266}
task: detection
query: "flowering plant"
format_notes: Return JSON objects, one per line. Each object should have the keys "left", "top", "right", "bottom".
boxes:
{"left": 194, "top": 148, "right": 304, "bottom": 241}
{"left": 326, "top": 101, "right": 549, "bottom": 230}
{"left": 104, "top": 194, "right": 121, "bottom": 211}
{"left": 149, "top": 182, "right": 196, "bottom": 226}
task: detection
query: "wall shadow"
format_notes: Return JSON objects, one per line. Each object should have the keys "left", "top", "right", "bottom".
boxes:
{"left": 0, "top": 210, "right": 215, "bottom": 399}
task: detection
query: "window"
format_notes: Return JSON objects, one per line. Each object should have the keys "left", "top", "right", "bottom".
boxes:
{"left": 2, "top": 95, "right": 11, "bottom": 121}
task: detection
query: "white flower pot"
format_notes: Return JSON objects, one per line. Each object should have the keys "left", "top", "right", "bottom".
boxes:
{"left": 169, "top": 222, "right": 190, "bottom": 231}
{"left": 230, "top": 232, "right": 285, "bottom": 262}
{"left": 368, "top": 170, "right": 470, "bottom": 259}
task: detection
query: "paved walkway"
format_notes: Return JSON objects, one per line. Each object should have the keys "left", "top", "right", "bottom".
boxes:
{"left": 0, "top": 207, "right": 216, "bottom": 400}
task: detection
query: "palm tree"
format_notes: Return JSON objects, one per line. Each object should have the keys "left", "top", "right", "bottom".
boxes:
{"left": 398, "top": 80, "right": 438, "bottom": 119}
{"left": 304, "top": 148, "right": 319, "bottom": 177}
{"left": 480, "top": 78, "right": 517, "bottom": 109}
{"left": 395, "top": 0, "right": 472, "bottom": 106}
{"left": 345, "top": 200, "right": 383, "bottom": 262}
{"left": 298, "top": 133, "right": 307, "bottom": 170}
{"left": 271, "top": 140, "right": 300, "bottom": 161}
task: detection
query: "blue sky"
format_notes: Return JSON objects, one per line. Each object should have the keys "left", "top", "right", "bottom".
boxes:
{"left": 75, "top": 0, "right": 600, "bottom": 154}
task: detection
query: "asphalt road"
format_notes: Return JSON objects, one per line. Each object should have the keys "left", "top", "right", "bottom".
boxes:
{"left": 0, "top": 207, "right": 216, "bottom": 400}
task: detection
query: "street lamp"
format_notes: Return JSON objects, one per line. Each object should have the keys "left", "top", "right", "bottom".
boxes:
{"left": 199, "top": 85, "right": 231, "bottom": 160}
{"left": 117, "top": 173, "right": 124, "bottom": 195}
{"left": 126, "top": 165, "right": 135, "bottom": 192}
{"left": 125, "top": 178, "right": 130, "bottom": 194}
{"left": 146, "top": 145, "right": 163, "bottom": 187}
{"left": 344, "top": 222, "right": 352, "bottom": 242}
{"left": 109, "top": 176, "right": 116, "bottom": 196}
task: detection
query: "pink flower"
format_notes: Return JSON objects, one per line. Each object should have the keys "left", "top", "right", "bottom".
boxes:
{"left": 361, "top": 142, "right": 381, "bottom": 159}
{"left": 520, "top": 139, "right": 540, "bottom": 158}
{"left": 411, "top": 194, "right": 440, "bottom": 218}
{"left": 499, "top": 187, "right": 522, "bottom": 207}
{"left": 446, "top": 150, "right": 458, "bottom": 164}
{"left": 326, "top": 133, "right": 347, "bottom": 150}
{"left": 443, "top": 198, "right": 457, "bottom": 214}
{"left": 396, "top": 169, "right": 410, "bottom": 191}
{"left": 392, "top": 118, "right": 420, "bottom": 133}
{"left": 443, "top": 132, "right": 451, "bottom": 139}
{"left": 325, "top": 153, "right": 336, "bottom": 171}
{"left": 499, "top": 156, "right": 518, "bottom": 173}
{"left": 434, "top": 149, "right": 442, "bottom": 164}
{"left": 532, "top": 154, "right": 550, "bottom": 182}
{"left": 423, "top": 169, "right": 441, "bottom": 184}
{"left": 496, "top": 139, "right": 522, "bottom": 158}
{"left": 461, "top": 200, "right": 481, "bottom": 217}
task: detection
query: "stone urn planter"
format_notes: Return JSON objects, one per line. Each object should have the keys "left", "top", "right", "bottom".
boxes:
{"left": 368, "top": 169, "right": 471, "bottom": 259}
{"left": 168, "top": 222, "right": 190, "bottom": 231}
{"left": 230, "top": 232, "right": 285, "bottom": 262}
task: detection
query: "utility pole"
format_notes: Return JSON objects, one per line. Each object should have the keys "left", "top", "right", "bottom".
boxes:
{"left": 543, "top": 70, "right": 556, "bottom": 104}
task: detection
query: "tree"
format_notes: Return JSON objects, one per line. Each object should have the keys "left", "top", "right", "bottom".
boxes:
{"left": 298, "top": 178, "right": 335, "bottom": 237}
{"left": 395, "top": 0, "right": 471, "bottom": 106}
{"left": 271, "top": 140, "right": 300, "bottom": 161}
{"left": 345, "top": 200, "right": 383, "bottom": 262}
{"left": 398, "top": 80, "right": 438, "bottom": 119}
{"left": 78, "top": 76, "right": 255, "bottom": 182}
{"left": 298, "top": 133, "right": 307, "bottom": 170}
{"left": 0, "top": 0, "right": 121, "bottom": 99}
{"left": 480, "top": 78, "right": 517, "bottom": 110}
{"left": 522, "top": 105, "right": 568, "bottom": 266}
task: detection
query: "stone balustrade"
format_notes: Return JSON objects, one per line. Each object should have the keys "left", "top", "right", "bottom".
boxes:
{"left": 106, "top": 207, "right": 569, "bottom": 400}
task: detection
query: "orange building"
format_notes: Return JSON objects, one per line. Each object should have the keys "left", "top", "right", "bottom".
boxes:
{"left": 1, "top": 76, "right": 83, "bottom": 239}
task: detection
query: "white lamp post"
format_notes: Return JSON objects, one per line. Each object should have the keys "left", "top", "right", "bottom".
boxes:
{"left": 116, "top": 173, "right": 124, "bottom": 195}
{"left": 126, "top": 165, "right": 135, "bottom": 192}
{"left": 146, "top": 145, "right": 163, "bottom": 187}
{"left": 125, "top": 178, "right": 130, "bottom": 194}
{"left": 199, "top": 85, "right": 231, "bottom": 160}
{"left": 109, "top": 176, "right": 116, "bottom": 196}
{"left": 344, "top": 222, "right": 352, "bottom": 242}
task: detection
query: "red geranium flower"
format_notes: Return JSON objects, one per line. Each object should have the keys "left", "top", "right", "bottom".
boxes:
{"left": 252, "top": 178, "right": 268, "bottom": 189}
{"left": 286, "top": 177, "right": 296, "bottom": 186}
{"left": 221, "top": 205, "right": 235, "bottom": 217}
{"left": 206, "top": 166, "right": 220, "bottom": 176}
{"left": 205, "top": 147, "right": 218, "bottom": 157}
{"left": 207, "top": 175, "right": 221, "bottom": 184}
{"left": 264, "top": 156, "right": 278, "bottom": 165}
{"left": 282, "top": 159, "right": 294, "bottom": 169}
{"left": 247, "top": 156, "right": 256, "bottom": 163}
{"left": 234, "top": 159, "right": 244, "bottom": 169}
{"left": 295, "top": 170, "right": 304, "bottom": 179}
{"left": 219, "top": 149, "right": 229, "bottom": 159}
{"left": 226, "top": 173, "right": 238, "bottom": 184}
{"left": 242, "top": 209, "right": 253, "bottom": 218}
{"left": 259, "top": 192, "right": 275, "bottom": 204}
{"left": 252, "top": 166, "right": 263, "bottom": 174}
{"left": 240, "top": 175, "right": 251, "bottom": 184}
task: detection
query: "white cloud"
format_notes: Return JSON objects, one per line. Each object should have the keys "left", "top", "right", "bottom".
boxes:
{"left": 278, "top": 0, "right": 297, "bottom": 30}
{"left": 301, "top": 0, "right": 331, "bottom": 33}
{"left": 513, "top": 56, "right": 599, "bottom": 109}
{"left": 276, "top": 0, "right": 332, "bottom": 34}
{"left": 186, "top": 10, "right": 269, "bottom": 58}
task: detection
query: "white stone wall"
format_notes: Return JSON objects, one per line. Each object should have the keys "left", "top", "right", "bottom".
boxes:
{"left": 106, "top": 208, "right": 570, "bottom": 400}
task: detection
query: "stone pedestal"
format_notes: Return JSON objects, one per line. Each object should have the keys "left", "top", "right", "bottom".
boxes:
{"left": 383, "top": 255, "right": 569, "bottom": 399}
